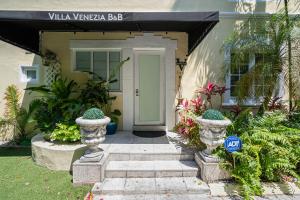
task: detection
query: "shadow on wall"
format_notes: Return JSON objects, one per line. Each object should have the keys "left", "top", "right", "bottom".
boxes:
{"left": 179, "top": 22, "right": 224, "bottom": 101}
{"left": 20, "top": 54, "right": 43, "bottom": 110}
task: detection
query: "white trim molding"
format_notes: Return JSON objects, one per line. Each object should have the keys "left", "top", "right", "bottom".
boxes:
{"left": 70, "top": 33, "right": 177, "bottom": 131}
{"left": 20, "top": 64, "right": 40, "bottom": 84}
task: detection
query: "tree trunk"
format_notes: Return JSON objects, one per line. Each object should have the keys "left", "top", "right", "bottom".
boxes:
{"left": 284, "top": 0, "right": 293, "bottom": 113}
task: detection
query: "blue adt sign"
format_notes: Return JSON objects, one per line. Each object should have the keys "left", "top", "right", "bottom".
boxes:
{"left": 224, "top": 136, "right": 242, "bottom": 153}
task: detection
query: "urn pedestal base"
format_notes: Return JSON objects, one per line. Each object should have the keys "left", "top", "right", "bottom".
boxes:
{"left": 199, "top": 150, "right": 220, "bottom": 163}
{"left": 79, "top": 151, "right": 104, "bottom": 163}
{"left": 73, "top": 153, "right": 109, "bottom": 186}
{"left": 195, "top": 152, "right": 230, "bottom": 183}
{"left": 79, "top": 147, "right": 104, "bottom": 163}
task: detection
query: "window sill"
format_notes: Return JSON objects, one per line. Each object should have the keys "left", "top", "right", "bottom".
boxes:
{"left": 109, "top": 91, "right": 122, "bottom": 94}
{"left": 222, "top": 103, "right": 261, "bottom": 108}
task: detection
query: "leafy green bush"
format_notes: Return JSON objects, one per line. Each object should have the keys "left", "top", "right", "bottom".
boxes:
{"left": 82, "top": 108, "right": 105, "bottom": 119}
{"left": 202, "top": 109, "right": 225, "bottom": 120}
{"left": 217, "top": 111, "right": 300, "bottom": 199}
{"left": 50, "top": 123, "right": 81, "bottom": 143}
{"left": 26, "top": 77, "right": 83, "bottom": 133}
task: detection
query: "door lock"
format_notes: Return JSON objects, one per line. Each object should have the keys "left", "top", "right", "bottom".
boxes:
{"left": 136, "top": 89, "right": 139, "bottom": 96}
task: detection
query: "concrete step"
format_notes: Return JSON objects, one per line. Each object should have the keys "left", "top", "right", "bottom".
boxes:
{"left": 105, "top": 160, "right": 199, "bottom": 178}
{"left": 92, "top": 177, "right": 210, "bottom": 195}
{"left": 108, "top": 151, "right": 194, "bottom": 161}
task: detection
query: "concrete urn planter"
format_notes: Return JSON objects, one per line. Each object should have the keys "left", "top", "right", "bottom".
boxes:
{"left": 196, "top": 116, "right": 232, "bottom": 162}
{"left": 75, "top": 116, "right": 110, "bottom": 162}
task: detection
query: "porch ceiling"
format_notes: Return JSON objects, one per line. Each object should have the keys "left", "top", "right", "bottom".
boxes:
{"left": 0, "top": 11, "right": 219, "bottom": 55}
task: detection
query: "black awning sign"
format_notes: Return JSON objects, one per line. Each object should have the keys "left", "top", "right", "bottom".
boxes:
{"left": 0, "top": 11, "right": 219, "bottom": 55}
{"left": 48, "top": 12, "right": 124, "bottom": 21}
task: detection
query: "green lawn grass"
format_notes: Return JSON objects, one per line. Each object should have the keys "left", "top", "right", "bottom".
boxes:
{"left": 0, "top": 147, "right": 90, "bottom": 200}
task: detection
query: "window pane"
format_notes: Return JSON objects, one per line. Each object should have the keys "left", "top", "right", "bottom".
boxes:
{"left": 109, "top": 52, "right": 121, "bottom": 90}
{"left": 26, "top": 70, "right": 37, "bottom": 80}
{"left": 75, "top": 52, "right": 91, "bottom": 71}
{"left": 240, "top": 65, "right": 248, "bottom": 74}
{"left": 254, "top": 85, "right": 264, "bottom": 96}
{"left": 93, "top": 52, "right": 107, "bottom": 80}
{"left": 230, "top": 64, "right": 239, "bottom": 74}
{"left": 230, "top": 75, "right": 239, "bottom": 85}
{"left": 230, "top": 86, "right": 237, "bottom": 97}
{"left": 255, "top": 54, "right": 263, "bottom": 63}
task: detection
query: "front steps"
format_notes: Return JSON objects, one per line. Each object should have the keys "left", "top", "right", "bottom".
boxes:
{"left": 91, "top": 153, "right": 204, "bottom": 198}
{"left": 105, "top": 160, "right": 199, "bottom": 178}
{"left": 92, "top": 177, "right": 210, "bottom": 195}
{"left": 84, "top": 132, "right": 209, "bottom": 198}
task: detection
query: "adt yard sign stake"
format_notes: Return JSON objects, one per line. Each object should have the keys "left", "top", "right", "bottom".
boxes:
{"left": 224, "top": 136, "right": 242, "bottom": 153}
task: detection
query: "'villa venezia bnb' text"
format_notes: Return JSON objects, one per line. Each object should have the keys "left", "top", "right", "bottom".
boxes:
{"left": 48, "top": 12, "right": 123, "bottom": 21}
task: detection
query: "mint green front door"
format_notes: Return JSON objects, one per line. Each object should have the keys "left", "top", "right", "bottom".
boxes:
{"left": 134, "top": 50, "right": 164, "bottom": 125}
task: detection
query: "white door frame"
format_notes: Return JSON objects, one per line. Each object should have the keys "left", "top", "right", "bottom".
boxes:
{"left": 134, "top": 49, "right": 165, "bottom": 125}
{"left": 70, "top": 33, "right": 177, "bottom": 131}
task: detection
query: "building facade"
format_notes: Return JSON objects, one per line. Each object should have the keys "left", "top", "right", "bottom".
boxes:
{"left": 0, "top": 0, "right": 299, "bottom": 131}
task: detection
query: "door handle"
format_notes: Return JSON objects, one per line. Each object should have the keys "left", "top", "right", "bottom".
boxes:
{"left": 136, "top": 89, "right": 139, "bottom": 96}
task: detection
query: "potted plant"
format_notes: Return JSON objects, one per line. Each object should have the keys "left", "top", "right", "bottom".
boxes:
{"left": 102, "top": 103, "right": 121, "bottom": 135}
{"left": 196, "top": 109, "right": 231, "bottom": 162}
{"left": 75, "top": 108, "right": 110, "bottom": 162}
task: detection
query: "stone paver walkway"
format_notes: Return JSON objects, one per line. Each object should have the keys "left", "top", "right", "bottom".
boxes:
{"left": 91, "top": 194, "right": 300, "bottom": 200}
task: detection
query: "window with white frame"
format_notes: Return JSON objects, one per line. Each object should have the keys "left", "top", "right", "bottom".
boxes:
{"left": 253, "top": 53, "right": 272, "bottom": 97}
{"left": 20, "top": 65, "right": 39, "bottom": 84}
{"left": 74, "top": 50, "right": 121, "bottom": 91}
{"left": 226, "top": 52, "right": 273, "bottom": 104}
{"left": 229, "top": 53, "right": 250, "bottom": 98}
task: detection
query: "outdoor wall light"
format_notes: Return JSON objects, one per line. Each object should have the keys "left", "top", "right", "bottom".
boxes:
{"left": 176, "top": 58, "right": 187, "bottom": 71}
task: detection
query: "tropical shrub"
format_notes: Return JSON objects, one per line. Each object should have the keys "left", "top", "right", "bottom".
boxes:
{"left": 195, "top": 82, "right": 228, "bottom": 109}
{"left": 79, "top": 57, "right": 129, "bottom": 109}
{"left": 175, "top": 83, "right": 228, "bottom": 149}
{"left": 50, "top": 123, "right": 81, "bottom": 143}
{"left": 26, "top": 77, "right": 83, "bottom": 133}
{"left": 217, "top": 111, "right": 300, "bottom": 199}
{"left": 0, "top": 85, "right": 39, "bottom": 143}
{"left": 174, "top": 97, "right": 206, "bottom": 150}
{"left": 79, "top": 75, "right": 113, "bottom": 108}
{"left": 222, "top": 13, "right": 300, "bottom": 110}
{"left": 101, "top": 103, "right": 121, "bottom": 123}
{"left": 82, "top": 108, "right": 105, "bottom": 119}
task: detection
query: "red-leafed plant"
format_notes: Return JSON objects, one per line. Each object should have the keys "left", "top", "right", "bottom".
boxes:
{"left": 175, "top": 82, "right": 227, "bottom": 149}
{"left": 230, "top": 104, "right": 242, "bottom": 118}
{"left": 195, "top": 82, "right": 228, "bottom": 108}
{"left": 174, "top": 97, "right": 206, "bottom": 149}
{"left": 268, "top": 96, "right": 284, "bottom": 111}
{"left": 215, "top": 85, "right": 229, "bottom": 109}
{"left": 195, "top": 82, "right": 216, "bottom": 108}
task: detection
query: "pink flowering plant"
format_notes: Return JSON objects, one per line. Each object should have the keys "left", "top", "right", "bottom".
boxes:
{"left": 174, "top": 96, "right": 206, "bottom": 149}
{"left": 174, "top": 82, "right": 227, "bottom": 149}
{"left": 195, "top": 82, "right": 228, "bottom": 109}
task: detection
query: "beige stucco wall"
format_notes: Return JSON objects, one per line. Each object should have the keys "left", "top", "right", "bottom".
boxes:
{"left": 0, "top": 0, "right": 299, "bottom": 14}
{"left": 0, "top": 42, "right": 42, "bottom": 116}
{"left": 180, "top": 18, "right": 235, "bottom": 103}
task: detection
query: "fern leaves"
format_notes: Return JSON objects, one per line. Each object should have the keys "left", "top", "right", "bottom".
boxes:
{"left": 218, "top": 111, "right": 300, "bottom": 200}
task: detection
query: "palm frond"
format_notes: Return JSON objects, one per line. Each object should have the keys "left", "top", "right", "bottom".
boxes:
{"left": 4, "top": 85, "right": 20, "bottom": 119}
